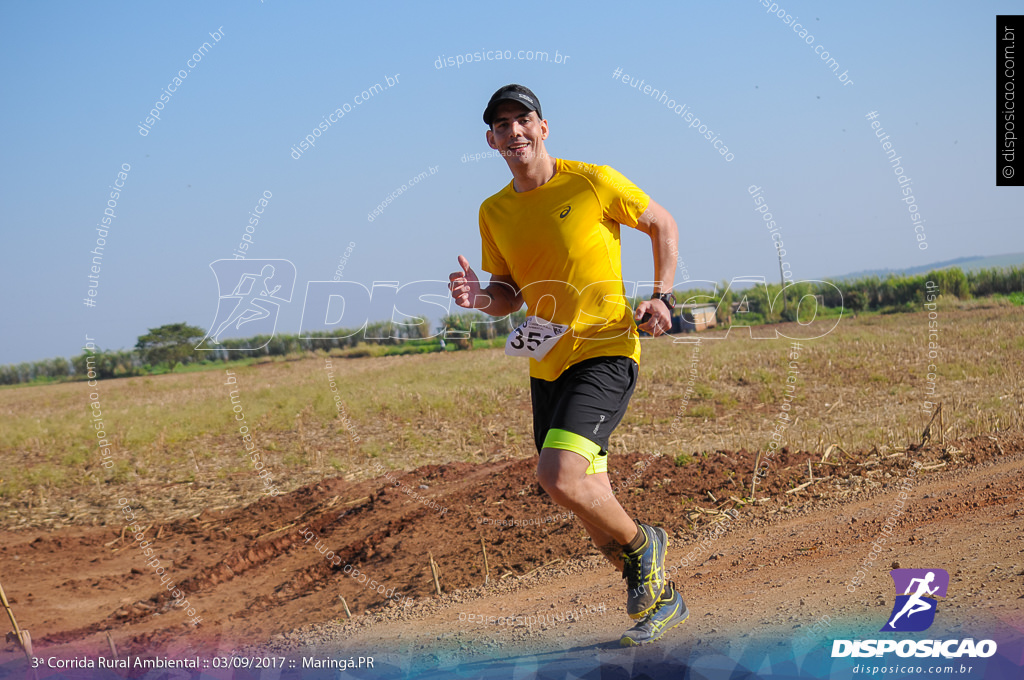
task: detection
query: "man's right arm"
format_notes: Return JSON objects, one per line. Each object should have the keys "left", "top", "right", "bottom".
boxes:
{"left": 448, "top": 255, "right": 524, "bottom": 316}
{"left": 477, "top": 274, "right": 524, "bottom": 316}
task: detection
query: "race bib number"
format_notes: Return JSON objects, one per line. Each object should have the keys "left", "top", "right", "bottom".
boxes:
{"left": 505, "top": 316, "right": 569, "bottom": 361}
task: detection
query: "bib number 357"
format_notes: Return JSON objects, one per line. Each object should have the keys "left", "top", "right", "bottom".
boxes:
{"left": 505, "top": 316, "right": 569, "bottom": 361}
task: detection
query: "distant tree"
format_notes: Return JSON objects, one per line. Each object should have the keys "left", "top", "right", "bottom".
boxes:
{"left": 844, "top": 289, "right": 868, "bottom": 313}
{"left": 48, "top": 357, "right": 72, "bottom": 379}
{"left": 928, "top": 267, "right": 970, "bottom": 299}
{"left": 440, "top": 313, "right": 476, "bottom": 349}
{"left": 715, "top": 280, "right": 734, "bottom": 326}
{"left": 89, "top": 351, "right": 120, "bottom": 379}
{"left": 135, "top": 323, "right": 207, "bottom": 367}
{"left": 415, "top": 316, "right": 433, "bottom": 340}
{"left": 16, "top": 362, "right": 34, "bottom": 382}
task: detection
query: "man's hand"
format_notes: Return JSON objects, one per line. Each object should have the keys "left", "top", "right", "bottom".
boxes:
{"left": 634, "top": 298, "right": 672, "bottom": 337}
{"left": 448, "top": 255, "right": 484, "bottom": 309}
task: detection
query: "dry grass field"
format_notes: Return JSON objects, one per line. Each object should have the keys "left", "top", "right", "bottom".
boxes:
{"left": 0, "top": 299, "right": 1020, "bottom": 530}
{"left": 0, "top": 300, "right": 1021, "bottom": 666}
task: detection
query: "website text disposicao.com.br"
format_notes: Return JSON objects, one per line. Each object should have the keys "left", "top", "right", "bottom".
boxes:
{"left": 434, "top": 48, "right": 570, "bottom": 69}
{"left": 290, "top": 73, "right": 400, "bottom": 159}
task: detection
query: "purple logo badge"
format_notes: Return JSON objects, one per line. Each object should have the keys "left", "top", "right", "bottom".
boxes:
{"left": 881, "top": 568, "right": 949, "bottom": 632}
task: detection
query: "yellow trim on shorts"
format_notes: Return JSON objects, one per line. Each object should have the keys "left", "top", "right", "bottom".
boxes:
{"left": 543, "top": 428, "right": 607, "bottom": 475}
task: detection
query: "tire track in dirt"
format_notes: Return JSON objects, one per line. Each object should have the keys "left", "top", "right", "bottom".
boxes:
{"left": 288, "top": 445, "right": 1024, "bottom": 677}
{"left": 0, "top": 432, "right": 1018, "bottom": 658}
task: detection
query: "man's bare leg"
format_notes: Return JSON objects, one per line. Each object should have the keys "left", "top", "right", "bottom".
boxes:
{"left": 536, "top": 447, "right": 637, "bottom": 571}
{"left": 576, "top": 514, "right": 626, "bottom": 573}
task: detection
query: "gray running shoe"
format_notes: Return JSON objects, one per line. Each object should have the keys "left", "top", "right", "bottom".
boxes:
{"left": 620, "top": 583, "right": 689, "bottom": 647}
{"left": 623, "top": 524, "right": 669, "bottom": 620}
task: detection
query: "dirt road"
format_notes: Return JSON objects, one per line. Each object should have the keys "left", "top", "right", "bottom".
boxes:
{"left": 1, "top": 433, "right": 1022, "bottom": 678}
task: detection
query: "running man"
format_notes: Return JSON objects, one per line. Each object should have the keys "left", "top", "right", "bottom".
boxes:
{"left": 448, "top": 84, "right": 685, "bottom": 645}
{"left": 888, "top": 571, "right": 939, "bottom": 628}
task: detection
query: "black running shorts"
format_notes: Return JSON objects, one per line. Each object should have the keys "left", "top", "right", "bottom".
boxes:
{"left": 530, "top": 355, "right": 639, "bottom": 475}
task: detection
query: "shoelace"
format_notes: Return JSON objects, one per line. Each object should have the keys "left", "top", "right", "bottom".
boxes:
{"left": 622, "top": 551, "right": 642, "bottom": 586}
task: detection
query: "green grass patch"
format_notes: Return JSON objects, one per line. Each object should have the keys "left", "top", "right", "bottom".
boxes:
{"left": 687, "top": 404, "right": 716, "bottom": 419}
{"left": 693, "top": 383, "right": 714, "bottom": 400}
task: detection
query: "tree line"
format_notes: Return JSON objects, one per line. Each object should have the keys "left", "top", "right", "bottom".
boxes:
{"left": 2, "top": 266, "right": 1020, "bottom": 386}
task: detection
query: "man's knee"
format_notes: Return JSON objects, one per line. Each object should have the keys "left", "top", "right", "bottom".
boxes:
{"left": 535, "top": 464, "right": 566, "bottom": 497}
{"left": 536, "top": 461, "right": 576, "bottom": 500}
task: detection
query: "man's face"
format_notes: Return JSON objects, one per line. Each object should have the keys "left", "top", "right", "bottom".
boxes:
{"left": 486, "top": 101, "right": 548, "bottom": 165}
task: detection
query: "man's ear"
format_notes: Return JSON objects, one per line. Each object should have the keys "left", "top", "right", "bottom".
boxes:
{"left": 540, "top": 118, "right": 549, "bottom": 140}
{"left": 486, "top": 129, "right": 498, "bottom": 149}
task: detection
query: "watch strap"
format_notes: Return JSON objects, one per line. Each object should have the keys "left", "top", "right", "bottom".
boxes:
{"left": 651, "top": 292, "right": 675, "bottom": 310}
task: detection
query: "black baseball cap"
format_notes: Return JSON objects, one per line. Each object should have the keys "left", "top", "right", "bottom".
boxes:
{"left": 483, "top": 84, "right": 543, "bottom": 126}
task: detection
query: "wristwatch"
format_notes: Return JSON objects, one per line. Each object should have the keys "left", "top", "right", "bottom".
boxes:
{"left": 651, "top": 292, "right": 675, "bottom": 311}
{"left": 639, "top": 292, "right": 675, "bottom": 325}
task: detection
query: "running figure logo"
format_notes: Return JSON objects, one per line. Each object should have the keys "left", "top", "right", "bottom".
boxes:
{"left": 881, "top": 568, "right": 949, "bottom": 632}
{"left": 197, "top": 259, "right": 296, "bottom": 351}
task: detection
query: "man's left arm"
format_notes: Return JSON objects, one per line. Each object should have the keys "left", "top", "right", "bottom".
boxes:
{"left": 633, "top": 199, "right": 679, "bottom": 336}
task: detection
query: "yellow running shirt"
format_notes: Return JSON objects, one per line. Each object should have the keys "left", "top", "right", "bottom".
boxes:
{"left": 479, "top": 158, "right": 650, "bottom": 381}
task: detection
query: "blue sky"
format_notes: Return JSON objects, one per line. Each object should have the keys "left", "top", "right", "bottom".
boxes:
{"left": 1, "top": 0, "right": 1019, "bottom": 364}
